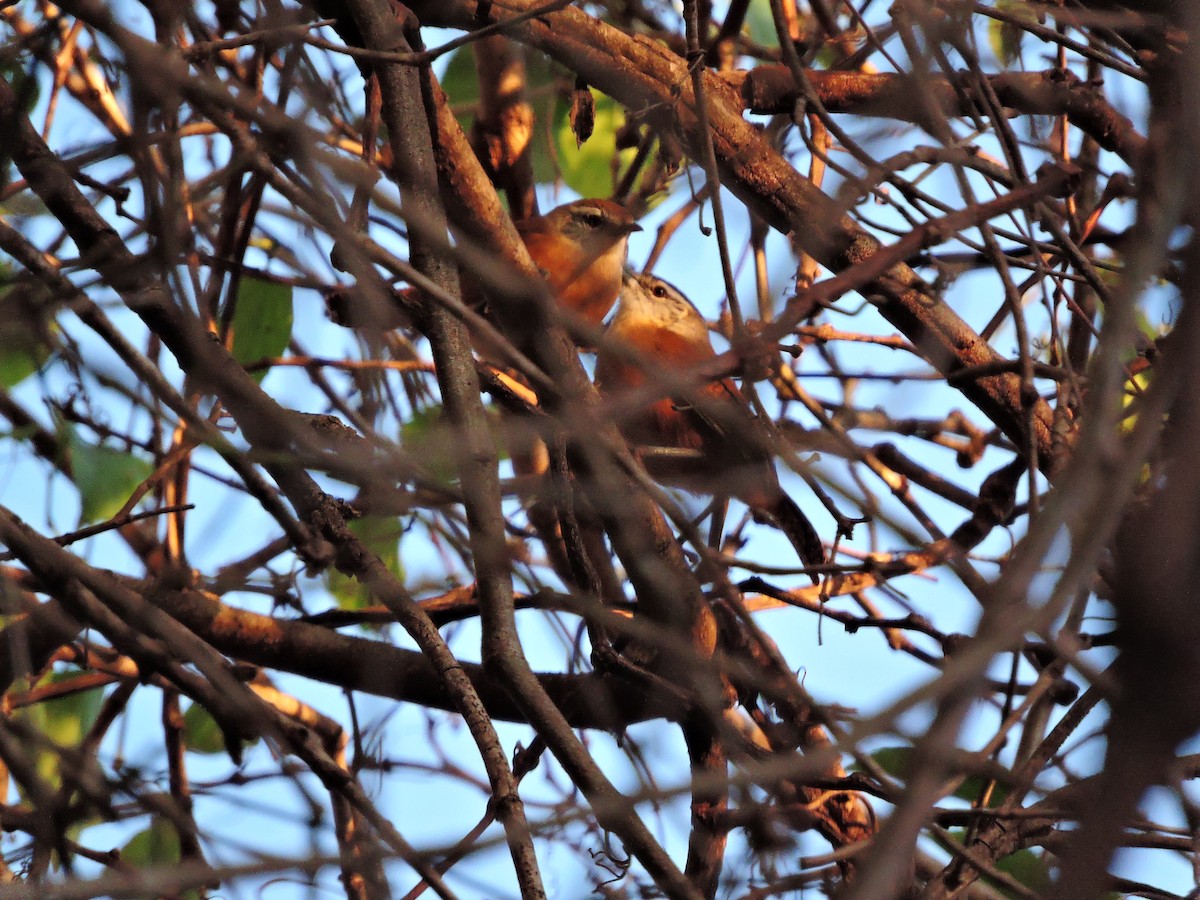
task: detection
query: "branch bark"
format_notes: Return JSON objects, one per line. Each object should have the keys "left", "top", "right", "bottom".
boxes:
{"left": 395, "top": 0, "right": 1063, "bottom": 473}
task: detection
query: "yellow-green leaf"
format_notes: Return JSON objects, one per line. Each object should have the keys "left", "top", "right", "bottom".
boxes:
{"left": 400, "top": 405, "right": 458, "bottom": 486}
{"left": 122, "top": 817, "right": 181, "bottom": 868}
{"left": 0, "top": 264, "right": 57, "bottom": 386}
{"left": 0, "top": 328, "right": 51, "bottom": 387}
{"left": 0, "top": 63, "right": 38, "bottom": 186}
{"left": 945, "top": 829, "right": 1052, "bottom": 897}
{"left": 988, "top": 1, "right": 1037, "bottom": 69}
{"left": 12, "top": 673, "right": 105, "bottom": 788}
{"left": 553, "top": 90, "right": 638, "bottom": 198}
{"left": 951, "top": 774, "right": 1009, "bottom": 807}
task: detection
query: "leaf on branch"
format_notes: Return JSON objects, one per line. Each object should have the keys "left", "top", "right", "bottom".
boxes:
{"left": 945, "top": 829, "right": 1052, "bottom": 894}
{"left": 995, "top": 848, "right": 1052, "bottom": 893}
{"left": 554, "top": 90, "right": 637, "bottom": 197}
{"left": 0, "top": 332, "right": 51, "bottom": 387}
{"left": 865, "top": 745, "right": 914, "bottom": 779}
{"left": 229, "top": 277, "right": 293, "bottom": 382}
{"left": 988, "top": 1, "right": 1039, "bottom": 69}
{"left": 67, "top": 429, "right": 154, "bottom": 525}
{"left": 12, "top": 672, "right": 105, "bottom": 790}
{"left": 744, "top": 0, "right": 780, "bottom": 49}
{"left": 181, "top": 701, "right": 241, "bottom": 755}
{"left": 326, "top": 515, "right": 405, "bottom": 614}
{"left": 442, "top": 47, "right": 562, "bottom": 189}
{"left": 400, "top": 405, "right": 459, "bottom": 485}
{"left": 866, "top": 745, "right": 1009, "bottom": 806}
{"left": 0, "top": 267, "right": 59, "bottom": 387}
{"left": 121, "top": 817, "right": 182, "bottom": 868}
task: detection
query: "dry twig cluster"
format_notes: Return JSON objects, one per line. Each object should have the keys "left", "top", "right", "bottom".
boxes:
{"left": 0, "top": 0, "right": 1196, "bottom": 898}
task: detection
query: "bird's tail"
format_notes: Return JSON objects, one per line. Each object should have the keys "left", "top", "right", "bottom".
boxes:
{"left": 758, "top": 492, "right": 824, "bottom": 585}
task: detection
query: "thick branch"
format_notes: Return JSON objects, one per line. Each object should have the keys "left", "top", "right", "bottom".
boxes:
{"left": 729, "top": 68, "right": 1146, "bottom": 166}
{"left": 399, "top": 0, "right": 1061, "bottom": 471}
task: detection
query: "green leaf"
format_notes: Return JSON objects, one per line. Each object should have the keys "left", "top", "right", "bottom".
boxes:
{"left": 181, "top": 702, "right": 229, "bottom": 755}
{"left": 867, "top": 746, "right": 914, "bottom": 779}
{"left": 553, "top": 90, "right": 638, "bottom": 198}
{"left": 0, "top": 262, "right": 57, "bottom": 386}
{"left": 120, "top": 820, "right": 200, "bottom": 899}
{"left": 68, "top": 429, "right": 154, "bottom": 524}
{"left": 441, "top": 49, "right": 651, "bottom": 194}
{"left": 745, "top": 0, "right": 780, "bottom": 48}
{"left": 230, "top": 277, "right": 293, "bottom": 381}
{"left": 943, "top": 830, "right": 1052, "bottom": 897}
{"left": 0, "top": 60, "right": 40, "bottom": 116}
{"left": 326, "top": 515, "right": 405, "bottom": 613}
{"left": 951, "top": 774, "right": 1009, "bottom": 807}
{"left": 12, "top": 673, "right": 105, "bottom": 788}
{"left": 40, "top": 679, "right": 104, "bottom": 747}
{"left": 441, "top": 46, "right": 484, "bottom": 115}
{"left": 0, "top": 192, "right": 49, "bottom": 217}
{"left": 867, "top": 746, "right": 1008, "bottom": 806}
{"left": 180, "top": 702, "right": 258, "bottom": 757}
{"left": 122, "top": 817, "right": 181, "bottom": 868}
{"left": 441, "top": 48, "right": 562, "bottom": 189}
{"left": 0, "top": 324, "right": 52, "bottom": 387}
{"left": 994, "top": 848, "right": 1052, "bottom": 895}
{"left": 400, "top": 405, "right": 459, "bottom": 485}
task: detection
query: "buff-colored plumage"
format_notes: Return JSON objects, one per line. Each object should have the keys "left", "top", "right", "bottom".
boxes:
{"left": 597, "top": 272, "right": 823, "bottom": 579}
{"left": 516, "top": 199, "right": 641, "bottom": 325}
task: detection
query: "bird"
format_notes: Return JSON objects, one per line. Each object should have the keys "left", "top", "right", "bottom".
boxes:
{"left": 514, "top": 198, "right": 642, "bottom": 326}
{"left": 501, "top": 201, "right": 641, "bottom": 599}
{"left": 595, "top": 271, "right": 824, "bottom": 581}
{"left": 326, "top": 198, "right": 641, "bottom": 333}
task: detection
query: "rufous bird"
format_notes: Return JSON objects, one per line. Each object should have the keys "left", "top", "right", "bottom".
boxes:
{"left": 595, "top": 272, "right": 824, "bottom": 581}
{"left": 505, "top": 201, "right": 641, "bottom": 597}
{"left": 514, "top": 198, "right": 642, "bottom": 326}
{"left": 327, "top": 198, "right": 641, "bottom": 332}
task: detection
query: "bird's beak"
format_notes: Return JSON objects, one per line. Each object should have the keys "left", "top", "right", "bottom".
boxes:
{"left": 623, "top": 222, "right": 643, "bottom": 234}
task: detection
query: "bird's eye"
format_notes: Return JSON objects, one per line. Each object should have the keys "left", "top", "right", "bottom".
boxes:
{"left": 581, "top": 212, "right": 604, "bottom": 229}
{"left": 651, "top": 285, "right": 668, "bottom": 298}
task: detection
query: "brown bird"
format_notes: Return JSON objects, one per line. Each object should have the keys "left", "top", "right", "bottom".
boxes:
{"left": 327, "top": 198, "right": 640, "bottom": 333}
{"left": 595, "top": 271, "right": 824, "bottom": 580}
{"left": 514, "top": 198, "right": 642, "bottom": 326}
